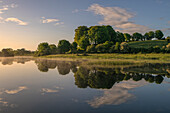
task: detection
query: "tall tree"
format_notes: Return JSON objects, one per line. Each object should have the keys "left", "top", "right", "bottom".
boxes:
{"left": 78, "top": 36, "right": 90, "bottom": 50}
{"left": 88, "top": 26, "right": 110, "bottom": 44}
{"left": 155, "top": 30, "right": 164, "bottom": 40}
{"left": 124, "top": 33, "right": 131, "bottom": 42}
{"left": 132, "top": 32, "right": 143, "bottom": 41}
{"left": 116, "top": 31, "right": 125, "bottom": 42}
{"left": 36, "top": 42, "right": 51, "bottom": 56}
{"left": 144, "top": 32, "right": 150, "bottom": 40}
{"left": 74, "top": 26, "right": 89, "bottom": 43}
{"left": 49, "top": 44, "right": 57, "bottom": 54}
{"left": 148, "top": 31, "right": 155, "bottom": 40}
{"left": 105, "top": 25, "right": 117, "bottom": 42}
{"left": 58, "top": 40, "right": 71, "bottom": 54}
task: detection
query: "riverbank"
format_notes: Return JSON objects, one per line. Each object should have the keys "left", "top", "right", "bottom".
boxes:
{"left": 0, "top": 53, "right": 169, "bottom": 68}
{"left": 40, "top": 53, "right": 170, "bottom": 61}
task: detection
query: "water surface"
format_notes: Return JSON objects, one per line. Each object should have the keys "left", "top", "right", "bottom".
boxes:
{"left": 0, "top": 57, "right": 169, "bottom": 113}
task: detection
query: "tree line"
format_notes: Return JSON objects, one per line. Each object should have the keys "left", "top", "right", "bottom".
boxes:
{"left": 0, "top": 48, "right": 34, "bottom": 57}
{"left": 35, "top": 25, "right": 170, "bottom": 56}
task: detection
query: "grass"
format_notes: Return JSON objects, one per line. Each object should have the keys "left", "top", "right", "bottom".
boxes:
{"left": 42, "top": 53, "right": 170, "bottom": 61}
{"left": 39, "top": 53, "right": 170, "bottom": 68}
{"left": 128, "top": 40, "right": 168, "bottom": 49}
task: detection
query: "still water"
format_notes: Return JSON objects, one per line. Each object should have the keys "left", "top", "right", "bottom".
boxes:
{"left": 0, "top": 57, "right": 170, "bottom": 113}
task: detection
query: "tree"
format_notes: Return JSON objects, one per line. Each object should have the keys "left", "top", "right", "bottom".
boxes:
{"left": 155, "top": 30, "right": 164, "bottom": 40}
{"left": 35, "top": 42, "right": 51, "bottom": 56}
{"left": 132, "top": 32, "right": 143, "bottom": 41}
{"left": 58, "top": 40, "right": 71, "bottom": 54}
{"left": 1, "top": 48, "right": 14, "bottom": 57}
{"left": 114, "top": 42, "right": 120, "bottom": 52}
{"left": 86, "top": 44, "right": 96, "bottom": 53}
{"left": 148, "top": 31, "right": 155, "bottom": 40}
{"left": 95, "top": 44, "right": 106, "bottom": 53}
{"left": 49, "top": 44, "right": 57, "bottom": 54}
{"left": 166, "top": 36, "right": 170, "bottom": 43}
{"left": 105, "top": 25, "right": 117, "bottom": 42}
{"left": 70, "top": 42, "right": 78, "bottom": 53}
{"left": 144, "top": 32, "right": 150, "bottom": 40}
{"left": 124, "top": 33, "right": 131, "bottom": 42}
{"left": 74, "top": 26, "right": 89, "bottom": 43}
{"left": 116, "top": 31, "right": 125, "bottom": 42}
{"left": 88, "top": 26, "right": 110, "bottom": 44}
{"left": 78, "top": 36, "right": 90, "bottom": 50}
{"left": 120, "top": 42, "right": 129, "bottom": 53}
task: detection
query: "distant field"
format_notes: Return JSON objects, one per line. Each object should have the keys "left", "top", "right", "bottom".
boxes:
{"left": 128, "top": 40, "right": 168, "bottom": 49}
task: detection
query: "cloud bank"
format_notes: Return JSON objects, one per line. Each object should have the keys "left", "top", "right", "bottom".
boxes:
{"left": 41, "top": 17, "right": 64, "bottom": 26}
{"left": 87, "top": 4, "right": 152, "bottom": 34}
{"left": 5, "top": 17, "right": 28, "bottom": 25}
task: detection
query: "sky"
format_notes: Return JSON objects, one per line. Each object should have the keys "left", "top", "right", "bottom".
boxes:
{"left": 0, "top": 0, "right": 170, "bottom": 50}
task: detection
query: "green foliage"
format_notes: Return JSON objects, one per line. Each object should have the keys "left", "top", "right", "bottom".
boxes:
{"left": 58, "top": 40, "right": 71, "bottom": 54}
{"left": 132, "top": 32, "right": 143, "bottom": 41}
{"left": 128, "top": 40, "right": 168, "bottom": 49}
{"left": 49, "top": 44, "right": 57, "bottom": 54}
{"left": 88, "top": 25, "right": 116, "bottom": 44}
{"left": 124, "top": 33, "right": 131, "bottom": 42}
{"left": 86, "top": 44, "right": 96, "bottom": 53}
{"left": 74, "top": 26, "right": 89, "bottom": 43}
{"left": 78, "top": 36, "right": 90, "bottom": 50}
{"left": 1, "top": 48, "right": 14, "bottom": 57}
{"left": 116, "top": 31, "right": 125, "bottom": 42}
{"left": 14, "top": 48, "right": 32, "bottom": 56}
{"left": 148, "top": 31, "right": 155, "bottom": 40}
{"left": 35, "top": 42, "right": 51, "bottom": 56}
{"left": 120, "top": 42, "right": 129, "bottom": 53}
{"left": 105, "top": 25, "right": 117, "bottom": 42}
{"left": 155, "top": 30, "right": 164, "bottom": 40}
{"left": 166, "top": 36, "right": 170, "bottom": 43}
{"left": 114, "top": 42, "right": 120, "bottom": 52}
{"left": 95, "top": 44, "right": 106, "bottom": 53}
{"left": 144, "top": 32, "right": 150, "bottom": 40}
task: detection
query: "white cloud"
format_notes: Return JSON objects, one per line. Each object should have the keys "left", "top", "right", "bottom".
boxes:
{"left": 87, "top": 4, "right": 152, "bottom": 34}
{"left": 55, "top": 22, "right": 64, "bottom": 26}
{"left": 41, "top": 17, "right": 64, "bottom": 26}
{"left": 72, "top": 9, "right": 79, "bottom": 13}
{"left": 87, "top": 80, "right": 147, "bottom": 108}
{"left": 5, "top": 86, "right": 28, "bottom": 94}
{"left": 42, "top": 19, "right": 59, "bottom": 23}
{"left": 0, "top": 6, "right": 8, "bottom": 14}
{"left": 0, "top": 4, "right": 17, "bottom": 14}
{"left": 5, "top": 17, "right": 28, "bottom": 25}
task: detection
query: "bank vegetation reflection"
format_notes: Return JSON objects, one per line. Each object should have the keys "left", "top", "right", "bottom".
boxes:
{"left": 0, "top": 58, "right": 169, "bottom": 89}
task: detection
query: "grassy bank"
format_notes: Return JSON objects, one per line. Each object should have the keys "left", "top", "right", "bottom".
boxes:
{"left": 39, "top": 53, "right": 170, "bottom": 67}
{"left": 41, "top": 53, "right": 170, "bottom": 61}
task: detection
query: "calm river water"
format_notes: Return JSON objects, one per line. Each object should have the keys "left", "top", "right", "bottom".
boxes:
{"left": 0, "top": 57, "right": 169, "bottom": 113}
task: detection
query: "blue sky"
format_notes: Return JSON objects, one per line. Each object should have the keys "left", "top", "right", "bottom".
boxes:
{"left": 0, "top": 0, "right": 170, "bottom": 50}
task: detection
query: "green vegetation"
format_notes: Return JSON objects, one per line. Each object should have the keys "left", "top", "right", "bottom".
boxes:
{"left": 1, "top": 25, "right": 170, "bottom": 57}
{"left": 42, "top": 53, "right": 170, "bottom": 63}
{"left": 0, "top": 48, "right": 33, "bottom": 57}
{"left": 34, "top": 25, "right": 170, "bottom": 56}
{"left": 128, "top": 40, "right": 168, "bottom": 49}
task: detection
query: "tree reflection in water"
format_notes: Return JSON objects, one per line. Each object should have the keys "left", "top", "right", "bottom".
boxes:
{"left": 0, "top": 58, "right": 169, "bottom": 89}
{"left": 33, "top": 59, "right": 170, "bottom": 89}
